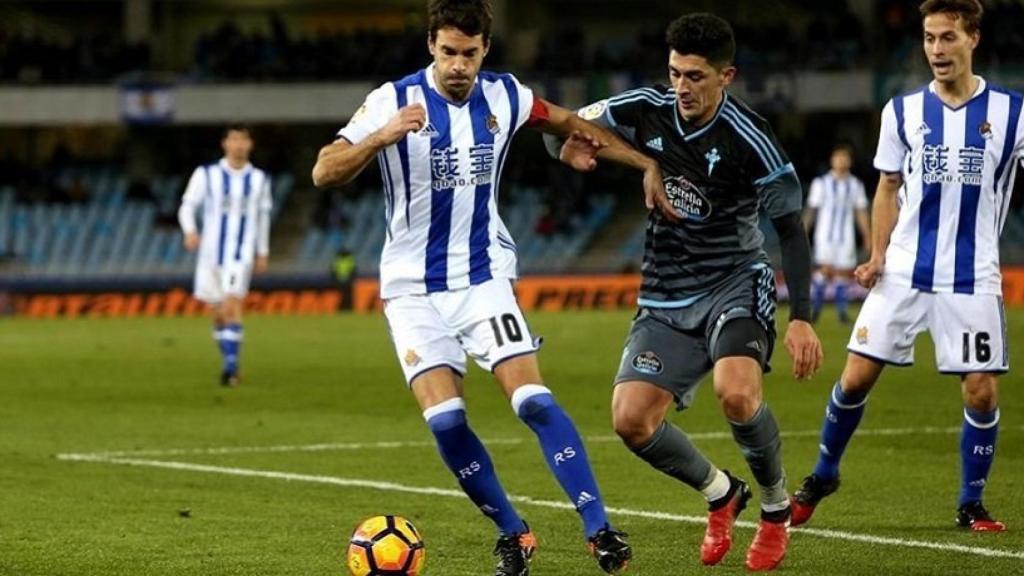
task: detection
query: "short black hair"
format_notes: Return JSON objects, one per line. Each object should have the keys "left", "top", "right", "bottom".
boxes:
{"left": 665, "top": 13, "right": 736, "bottom": 68}
{"left": 428, "top": 0, "right": 493, "bottom": 44}
{"left": 832, "top": 142, "right": 855, "bottom": 156}
{"left": 223, "top": 123, "right": 251, "bottom": 138}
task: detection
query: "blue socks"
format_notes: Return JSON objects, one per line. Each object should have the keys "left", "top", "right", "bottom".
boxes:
{"left": 834, "top": 281, "right": 849, "bottom": 319}
{"left": 513, "top": 385, "right": 610, "bottom": 539}
{"left": 813, "top": 381, "right": 868, "bottom": 481}
{"left": 960, "top": 407, "right": 999, "bottom": 506}
{"left": 811, "top": 275, "right": 827, "bottom": 319}
{"left": 425, "top": 399, "right": 527, "bottom": 536}
{"left": 219, "top": 323, "right": 242, "bottom": 374}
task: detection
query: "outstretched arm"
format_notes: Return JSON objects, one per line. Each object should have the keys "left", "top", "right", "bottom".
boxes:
{"left": 312, "top": 104, "right": 426, "bottom": 188}
{"left": 533, "top": 99, "right": 679, "bottom": 221}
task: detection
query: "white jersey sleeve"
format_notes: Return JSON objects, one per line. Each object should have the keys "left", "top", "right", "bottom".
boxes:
{"left": 853, "top": 177, "right": 869, "bottom": 209}
{"left": 178, "top": 166, "right": 206, "bottom": 235}
{"left": 337, "top": 84, "right": 398, "bottom": 145}
{"left": 504, "top": 73, "right": 535, "bottom": 132}
{"left": 807, "top": 177, "right": 824, "bottom": 209}
{"left": 874, "top": 99, "right": 908, "bottom": 173}
{"left": 256, "top": 174, "right": 272, "bottom": 256}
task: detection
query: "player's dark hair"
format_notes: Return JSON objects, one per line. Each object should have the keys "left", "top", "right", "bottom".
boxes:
{"left": 665, "top": 13, "right": 736, "bottom": 68}
{"left": 832, "top": 142, "right": 855, "bottom": 157}
{"left": 428, "top": 0, "right": 493, "bottom": 44}
{"left": 919, "top": 0, "right": 984, "bottom": 35}
{"left": 223, "top": 123, "right": 252, "bottom": 138}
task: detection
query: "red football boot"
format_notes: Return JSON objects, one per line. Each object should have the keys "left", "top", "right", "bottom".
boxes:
{"left": 745, "top": 511, "right": 790, "bottom": 572}
{"left": 701, "top": 473, "right": 752, "bottom": 566}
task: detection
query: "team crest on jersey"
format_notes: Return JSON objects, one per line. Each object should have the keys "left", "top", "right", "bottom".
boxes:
{"left": 705, "top": 147, "right": 722, "bottom": 176}
{"left": 980, "top": 121, "right": 993, "bottom": 140}
{"left": 578, "top": 100, "right": 608, "bottom": 121}
{"left": 855, "top": 326, "right": 869, "bottom": 345}
{"left": 631, "top": 351, "right": 664, "bottom": 375}
{"left": 487, "top": 114, "right": 501, "bottom": 135}
{"left": 404, "top": 349, "right": 422, "bottom": 367}
{"left": 664, "top": 175, "right": 712, "bottom": 221}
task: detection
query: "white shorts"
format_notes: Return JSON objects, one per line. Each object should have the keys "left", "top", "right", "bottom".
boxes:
{"left": 814, "top": 241, "right": 857, "bottom": 270}
{"left": 384, "top": 279, "right": 540, "bottom": 385}
{"left": 193, "top": 262, "right": 252, "bottom": 304}
{"left": 847, "top": 279, "right": 1009, "bottom": 374}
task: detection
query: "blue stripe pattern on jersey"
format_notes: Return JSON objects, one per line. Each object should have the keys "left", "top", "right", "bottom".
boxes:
{"left": 468, "top": 84, "right": 495, "bottom": 285}
{"left": 829, "top": 177, "right": 841, "bottom": 244}
{"left": 492, "top": 74, "right": 519, "bottom": 206}
{"left": 913, "top": 92, "right": 945, "bottom": 291}
{"left": 379, "top": 150, "right": 395, "bottom": 240}
{"left": 234, "top": 171, "right": 252, "bottom": 262}
{"left": 393, "top": 73, "right": 420, "bottom": 231}
{"left": 953, "top": 89, "right": 989, "bottom": 293}
{"left": 217, "top": 167, "right": 229, "bottom": 266}
{"left": 423, "top": 78, "right": 454, "bottom": 293}
{"left": 894, "top": 96, "right": 910, "bottom": 150}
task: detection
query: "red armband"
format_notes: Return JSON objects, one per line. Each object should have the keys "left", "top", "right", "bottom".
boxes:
{"left": 525, "top": 98, "right": 550, "bottom": 128}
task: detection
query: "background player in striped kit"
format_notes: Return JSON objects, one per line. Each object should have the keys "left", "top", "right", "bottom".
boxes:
{"left": 803, "top": 144, "right": 870, "bottom": 323}
{"left": 178, "top": 125, "right": 272, "bottom": 387}
{"left": 792, "top": 0, "right": 1019, "bottom": 532}
{"left": 311, "top": 1, "right": 677, "bottom": 574}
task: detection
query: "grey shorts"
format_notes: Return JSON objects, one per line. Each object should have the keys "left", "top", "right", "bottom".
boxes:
{"left": 614, "top": 265, "right": 777, "bottom": 410}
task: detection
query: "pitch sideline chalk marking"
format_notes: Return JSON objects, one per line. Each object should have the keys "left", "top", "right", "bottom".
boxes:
{"left": 60, "top": 425, "right": 1024, "bottom": 460}
{"left": 55, "top": 452, "right": 1024, "bottom": 561}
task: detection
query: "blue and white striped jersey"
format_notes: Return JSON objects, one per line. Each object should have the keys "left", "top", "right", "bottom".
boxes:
{"left": 807, "top": 172, "right": 868, "bottom": 248}
{"left": 178, "top": 159, "right": 273, "bottom": 267}
{"left": 875, "top": 77, "right": 1024, "bottom": 295}
{"left": 338, "top": 64, "right": 534, "bottom": 299}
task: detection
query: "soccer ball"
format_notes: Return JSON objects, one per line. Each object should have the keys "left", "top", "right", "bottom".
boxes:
{"left": 347, "top": 515, "right": 425, "bottom": 576}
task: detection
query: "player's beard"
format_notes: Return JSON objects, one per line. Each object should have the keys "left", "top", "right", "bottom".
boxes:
{"left": 442, "top": 75, "right": 472, "bottom": 101}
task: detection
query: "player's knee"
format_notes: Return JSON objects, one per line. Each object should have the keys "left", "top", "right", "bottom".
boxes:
{"left": 612, "top": 406, "right": 660, "bottom": 448}
{"left": 962, "top": 374, "right": 998, "bottom": 412}
{"left": 718, "top": 391, "right": 761, "bottom": 423}
{"left": 841, "top": 353, "right": 882, "bottom": 394}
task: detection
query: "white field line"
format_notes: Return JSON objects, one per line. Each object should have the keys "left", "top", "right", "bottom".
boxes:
{"left": 55, "top": 452, "right": 1024, "bottom": 561}
{"left": 58, "top": 425, "right": 1024, "bottom": 460}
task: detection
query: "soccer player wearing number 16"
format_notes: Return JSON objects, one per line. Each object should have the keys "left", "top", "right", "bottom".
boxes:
{"left": 311, "top": 1, "right": 679, "bottom": 574}
{"left": 552, "top": 13, "right": 822, "bottom": 571}
{"left": 793, "top": 0, "right": 1018, "bottom": 532}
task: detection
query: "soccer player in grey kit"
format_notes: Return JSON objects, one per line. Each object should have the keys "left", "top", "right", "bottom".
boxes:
{"left": 549, "top": 13, "right": 822, "bottom": 571}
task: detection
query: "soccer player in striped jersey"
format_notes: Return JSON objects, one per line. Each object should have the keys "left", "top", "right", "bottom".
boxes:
{"left": 178, "top": 125, "right": 272, "bottom": 387}
{"left": 793, "top": 0, "right": 1016, "bottom": 532}
{"left": 803, "top": 144, "right": 871, "bottom": 323}
{"left": 311, "top": 1, "right": 675, "bottom": 574}
{"left": 550, "top": 13, "right": 822, "bottom": 572}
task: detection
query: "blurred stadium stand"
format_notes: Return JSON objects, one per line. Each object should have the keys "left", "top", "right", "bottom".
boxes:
{"left": 1, "top": 0, "right": 1023, "bottom": 283}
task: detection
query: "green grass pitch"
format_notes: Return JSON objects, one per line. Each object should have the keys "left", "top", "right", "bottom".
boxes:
{"left": 2, "top": 307, "right": 1022, "bottom": 575}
